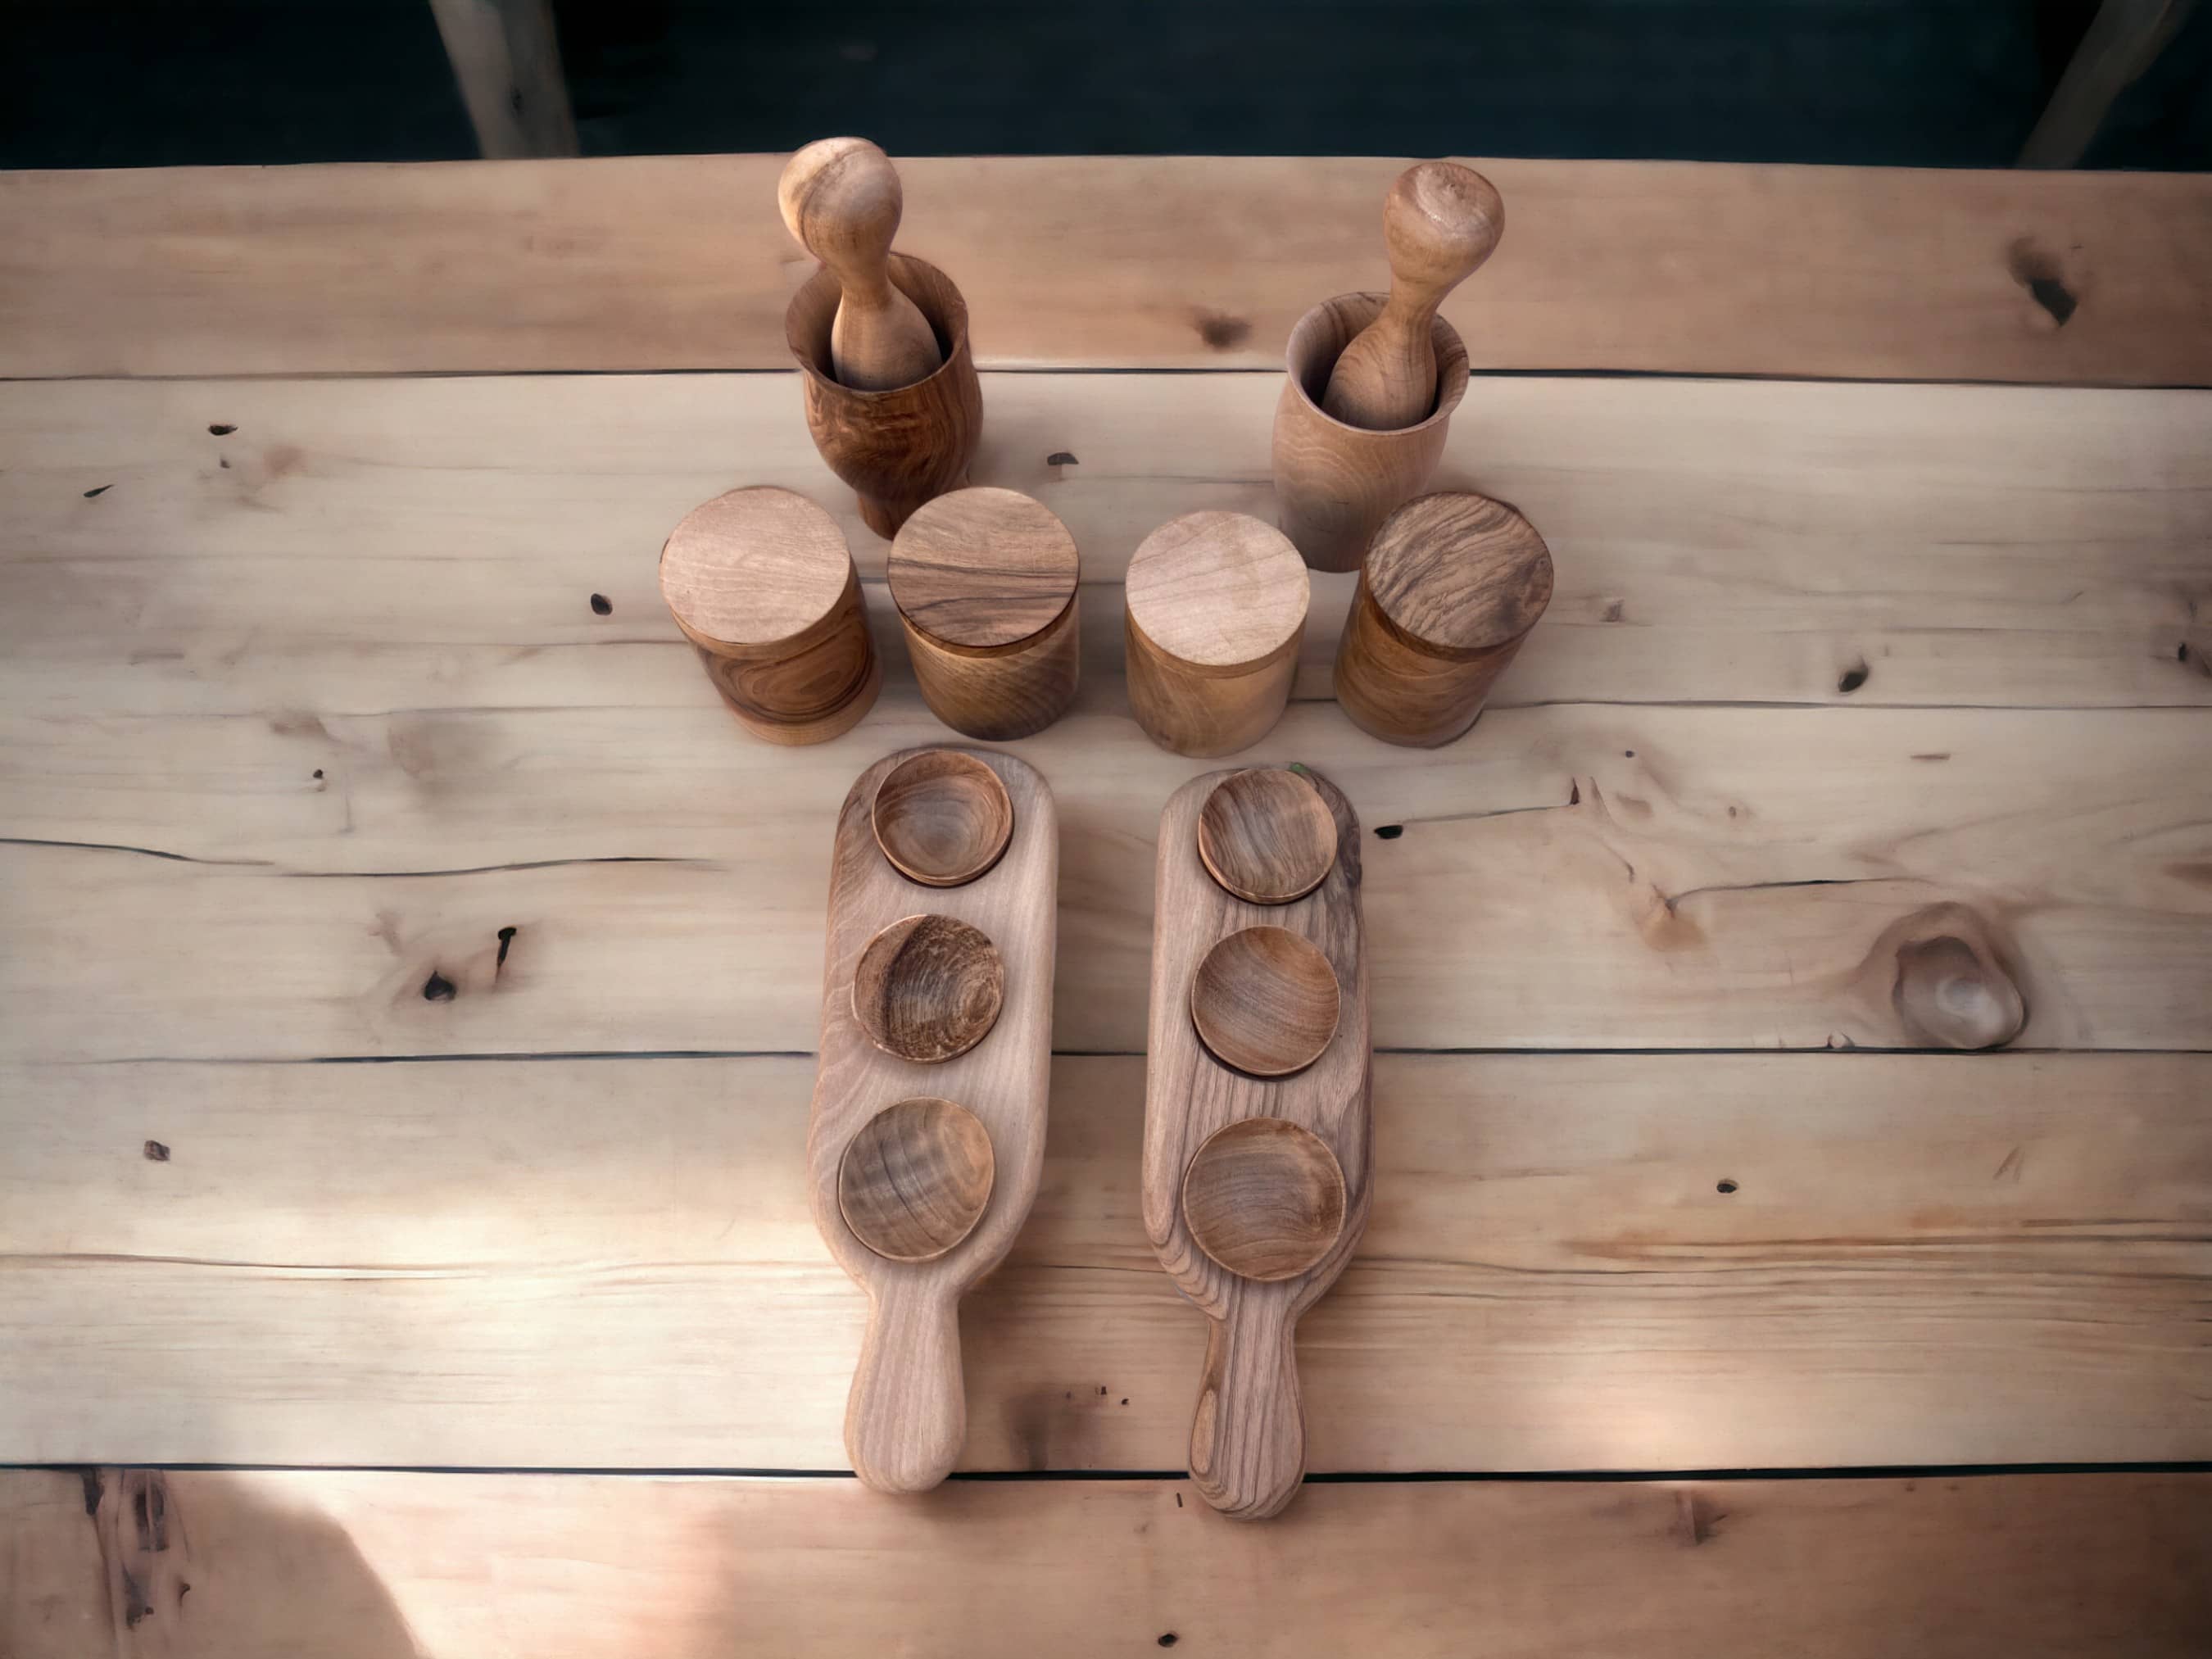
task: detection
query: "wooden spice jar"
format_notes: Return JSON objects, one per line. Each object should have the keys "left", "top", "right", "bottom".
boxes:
{"left": 888, "top": 487, "right": 1081, "bottom": 741}
{"left": 786, "top": 253, "right": 985, "bottom": 539}
{"left": 1124, "top": 511, "right": 1311, "bottom": 758}
{"left": 659, "top": 486, "right": 880, "bottom": 745}
{"left": 1333, "top": 492, "right": 1552, "bottom": 747}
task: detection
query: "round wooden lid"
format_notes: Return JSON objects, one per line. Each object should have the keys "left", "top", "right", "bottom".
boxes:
{"left": 660, "top": 487, "right": 853, "bottom": 652}
{"left": 1365, "top": 493, "right": 1553, "bottom": 655}
{"left": 888, "top": 487, "right": 1079, "bottom": 650}
{"left": 1126, "top": 511, "right": 1308, "bottom": 669}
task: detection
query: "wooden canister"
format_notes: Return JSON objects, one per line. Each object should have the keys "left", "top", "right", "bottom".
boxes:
{"left": 1271, "top": 292, "right": 1470, "bottom": 573}
{"left": 786, "top": 252, "right": 985, "bottom": 539}
{"left": 1124, "top": 512, "right": 1310, "bottom": 758}
{"left": 1332, "top": 492, "right": 1552, "bottom": 747}
{"left": 888, "top": 487, "right": 1081, "bottom": 741}
{"left": 659, "top": 486, "right": 880, "bottom": 745}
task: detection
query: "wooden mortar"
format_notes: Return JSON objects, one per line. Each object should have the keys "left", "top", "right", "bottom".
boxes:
{"left": 887, "top": 487, "right": 1081, "bottom": 741}
{"left": 1124, "top": 511, "right": 1310, "bottom": 758}
{"left": 786, "top": 252, "right": 984, "bottom": 538}
{"left": 1334, "top": 492, "right": 1553, "bottom": 747}
{"left": 1271, "top": 292, "right": 1470, "bottom": 572}
{"left": 658, "top": 486, "right": 880, "bottom": 745}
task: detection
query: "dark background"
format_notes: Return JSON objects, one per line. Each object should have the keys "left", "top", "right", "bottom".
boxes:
{"left": 2, "top": 0, "right": 2207, "bottom": 170}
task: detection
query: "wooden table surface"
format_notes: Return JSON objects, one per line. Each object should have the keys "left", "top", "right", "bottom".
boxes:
{"left": 2, "top": 154, "right": 2209, "bottom": 1656}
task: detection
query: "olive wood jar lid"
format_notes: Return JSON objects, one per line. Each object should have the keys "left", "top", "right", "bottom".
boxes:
{"left": 660, "top": 486, "right": 854, "bottom": 659}
{"left": 1126, "top": 510, "right": 1309, "bottom": 673}
{"left": 887, "top": 487, "right": 1080, "bottom": 651}
{"left": 1365, "top": 492, "right": 1553, "bottom": 657}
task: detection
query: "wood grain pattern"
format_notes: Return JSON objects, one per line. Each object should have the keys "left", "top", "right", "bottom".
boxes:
{"left": 1892, "top": 905, "right": 2028, "bottom": 1049}
{"left": 2, "top": 1051, "right": 2206, "bottom": 1470}
{"left": 850, "top": 913, "right": 1006, "bottom": 1064}
{"left": 683, "top": 573, "right": 882, "bottom": 746}
{"left": 1190, "top": 926, "right": 1343, "bottom": 1079}
{"left": 7, "top": 1469, "right": 2210, "bottom": 1659}
{"left": 786, "top": 253, "right": 982, "bottom": 537}
{"left": 1197, "top": 767, "right": 1339, "bottom": 905}
{"left": 6, "top": 156, "right": 2209, "bottom": 383}
{"left": 1181, "top": 1117, "right": 1349, "bottom": 1282}
{"left": 7, "top": 157, "right": 2210, "bottom": 1625}
{"left": 1148, "top": 768, "right": 1371, "bottom": 1518}
{"left": 836, "top": 1096, "right": 995, "bottom": 1262}
{"left": 869, "top": 749, "right": 1014, "bottom": 886}
{"left": 810, "top": 748, "right": 1056, "bottom": 1491}
{"left": 1274, "top": 295, "right": 1469, "bottom": 570}
{"left": 901, "top": 593, "right": 1080, "bottom": 741}
{"left": 1321, "top": 163, "right": 1503, "bottom": 431}
{"left": 2, "top": 698, "right": 2205, "bottom": 1060}
{"left": 1335, "top": 491, "right": 1556, "bottom": 746}
{"left": 661, "top": 487, "right": 855, "bottom": 646}
{"left": 887, "top": 487, "right": 1080, "bottom": 649}
{"left": 777, "top": 138, "right": 944, "bottom": 392}
{"left": 658, "top": 486, "right": 881, "bottom": 744}
{"left": 1124, "top": 512, "right": 1312, "bottom": 755}
{"left": 6, "top": 372, "right": 2205, "bottom": 714}
{"left": 889, "top": 487, "right": 1081, "bottom": 739}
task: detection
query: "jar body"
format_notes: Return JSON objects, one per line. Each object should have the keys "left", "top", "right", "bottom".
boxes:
{"left": 903, "top": 594, "right": 1081, "bottom": 741}
{"left": 1332, "top": 573, "right": 1531, "bottom": 747}
{"left": 1126, "top": 610, "right": 1300, "bottom": 758}
{"left": 694, "top": 569, "right": 882, "bottom": 746}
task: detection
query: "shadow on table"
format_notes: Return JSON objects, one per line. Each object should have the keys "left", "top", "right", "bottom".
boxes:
{"left": 4, "top": 1466, "right": 422, "bottom": 1659}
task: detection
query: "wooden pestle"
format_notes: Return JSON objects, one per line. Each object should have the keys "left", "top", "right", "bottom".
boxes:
{"left": 1320, "top": 162, "right": 1503, "bottom": 431}
{"left": 779, "top": 137, "right": 945, "bottom": 392}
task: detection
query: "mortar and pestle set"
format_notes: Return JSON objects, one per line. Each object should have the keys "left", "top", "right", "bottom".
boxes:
{"left": 663, "top": 141, "right": 2030, "bottom": 1522}
{"left": 661, "top": 138, "right": 1556, "bottom": 758}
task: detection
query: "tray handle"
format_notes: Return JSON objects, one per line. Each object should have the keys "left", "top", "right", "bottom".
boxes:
{"left": 845, "top": 1276, "right": 965, "bottom": 1494}
{"left": 1189, "top": 1294, "right": 1306, "bottom": 1521}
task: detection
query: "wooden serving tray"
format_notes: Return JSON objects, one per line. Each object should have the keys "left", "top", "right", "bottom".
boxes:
{"left": 1142, "top": 764, "right": 1372, "bottom": 1519}
{"left": 808, "top": 746, "right": 1057, "bottom": 1492}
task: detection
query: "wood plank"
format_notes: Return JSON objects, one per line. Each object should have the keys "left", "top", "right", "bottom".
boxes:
{"left": 2, "top": 1054, "right": 2205, "bottom": 1471}
{"left": 7, "top": 374, "right": 2203, "bottom": 718}
{"left": 10, "top": 378, "right": 2203, "bottom": 1061}
{"left": 428, "top": 0, "right": 578, "bottom": 161}
{"left": 5, "top": 1470, "right": 2210, "bottom": 1659}
{"left": 2, "top": 156, "right": 2206, "bottom": 383}
{"left": 2019, "top": 0, "right": 2200, "bottom": 169}
{"left": 3, "top": 694, "right": 2207, "bottom": 1058}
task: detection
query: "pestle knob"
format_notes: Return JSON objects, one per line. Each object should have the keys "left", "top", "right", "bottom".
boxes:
{"left": 1320, "top": 162, "right": 1503, "bottom": 432}
{"left": 779, "top": 137, "right": 945, "bottom": 392}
